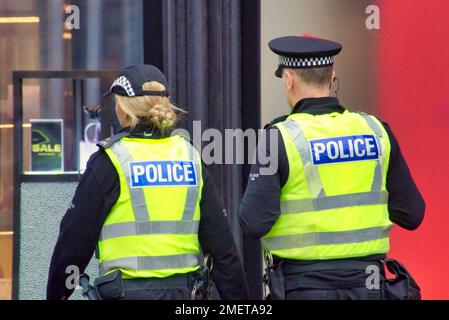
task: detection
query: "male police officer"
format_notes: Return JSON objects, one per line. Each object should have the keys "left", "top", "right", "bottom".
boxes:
{"left": 239, "top": 36, "right": 425, "bottom": 300}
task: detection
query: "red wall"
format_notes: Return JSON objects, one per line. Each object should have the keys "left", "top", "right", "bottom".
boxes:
{"left": 378, "top": 0, "right": 449, "bottom": 299}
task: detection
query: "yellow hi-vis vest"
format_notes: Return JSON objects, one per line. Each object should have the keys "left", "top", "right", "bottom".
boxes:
{"left": 97, "top": 134, "right": 203, "bottom": 279}
{"left": 263, "top": 110, "right": 393, "bottom": 260}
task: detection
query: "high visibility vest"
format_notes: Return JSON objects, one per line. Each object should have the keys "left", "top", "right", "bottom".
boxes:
{"left": 97, "top": 134, "right": 203, "bottom": 279}
{"left": 263, "top": 110, "right": 393, "bottom": 260}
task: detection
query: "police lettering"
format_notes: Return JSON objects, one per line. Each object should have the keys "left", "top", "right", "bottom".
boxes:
{"left": 130, "top": 160, "right": 197, "bottom": 187}
{"left": 310, "top": 135, "right": 379, "bottom": 165}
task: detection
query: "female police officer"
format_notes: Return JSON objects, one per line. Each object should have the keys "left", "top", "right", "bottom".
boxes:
{"left": 47, "top": 65, "right": 249, "bottom": 300}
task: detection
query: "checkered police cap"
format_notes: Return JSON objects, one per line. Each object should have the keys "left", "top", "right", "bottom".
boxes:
{"left": 269, "top": 36, "right": 343, "bottom": 78}
{"left": 103, "top": 65, "right": 170, "bottom": 98}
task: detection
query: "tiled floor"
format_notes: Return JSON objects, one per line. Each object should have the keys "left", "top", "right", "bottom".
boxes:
{"left": 0, "top": 279, "right": 11, "bottom": 300}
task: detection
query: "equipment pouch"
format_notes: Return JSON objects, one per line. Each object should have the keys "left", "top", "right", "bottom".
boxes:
{"left": 94, "top": 269, "right": 125, "bottom": 300}
{"left": 267, "top": 261, "right": 285, "bottom": 300}
{"left": 382, "top": 258, "right": 421, "bottom": 300}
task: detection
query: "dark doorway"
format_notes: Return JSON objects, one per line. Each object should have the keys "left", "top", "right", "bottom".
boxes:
{"left": 143, "top": 1, "right": 262, "bottom": 299}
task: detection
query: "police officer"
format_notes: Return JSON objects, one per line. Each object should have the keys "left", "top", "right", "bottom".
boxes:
{"left": 239, "top": 36, "right": 425, "bottom": 300}
{"left": 47, "top": 65, "right": 249, "bottom": 300}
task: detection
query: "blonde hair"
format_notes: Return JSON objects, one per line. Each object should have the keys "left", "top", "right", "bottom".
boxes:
{"left": 115, "top": 81, "right": 183, "bottom": 130}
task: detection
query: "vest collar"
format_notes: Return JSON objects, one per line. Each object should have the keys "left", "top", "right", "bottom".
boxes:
{"left": 291, "top": 97, "right": 345, "bottom": 116}
{"left": 121, "top": 123, "right": 172, "bottom": 139}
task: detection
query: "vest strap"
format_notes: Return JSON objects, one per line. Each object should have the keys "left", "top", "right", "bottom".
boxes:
{"left": 182, "top": 140, "right": 201, "bottom": 221}
{"left": 358, "top": 113, "right": 385, "bottom": 192}
{"left": 99, "top": 253, "right": 199, "bottom": 275}
{"left": 109, "top": 140, "right": 150, "bottom": 221}
{"left": 282, "top": 119, "right": 326, "bottom": 198}
{"left": 280, "top": 190, "right": 388, "bottom": 215}
{"left": 263, "top": 225, "right": 392, "bottom": 251}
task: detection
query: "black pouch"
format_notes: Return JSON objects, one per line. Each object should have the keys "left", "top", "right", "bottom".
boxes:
{"left": 93, "top": 269, "right": 125, "bottom": 300}
{"left": 267, "top": 261, "right": 285, "bottom": 300}
{"left": 382, "top": 259, "right": 421, "bottom": 300}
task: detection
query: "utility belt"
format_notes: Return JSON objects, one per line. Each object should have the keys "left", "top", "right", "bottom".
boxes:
{"left": 93, "top": 269, "right": 195, "bottom": 300}
{"left": 80, "top": 256, "right": 214, "bottom": 300}
{"left": 264, "top": 250, "right": 421, "bottom": 300}
{"left": 281, "top": 259, "right": 383, "bottom": 275}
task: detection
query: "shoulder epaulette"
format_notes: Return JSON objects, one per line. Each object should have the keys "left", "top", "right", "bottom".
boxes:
{"left": 97, "top": 132, "right": 130, "bottom": 149}
{"left": 267, "top": 114, "right": 289, "bottom": 128}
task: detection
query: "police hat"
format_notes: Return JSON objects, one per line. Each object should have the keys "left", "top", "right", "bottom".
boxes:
{"left": 269, "top": 36, "right": 343, "bottom": 78}
{"left": 103, "top": 64, "right": 170, "bottom": 98}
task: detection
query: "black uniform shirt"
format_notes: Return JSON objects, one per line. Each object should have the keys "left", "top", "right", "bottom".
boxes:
{"left": 239, "top": 97, "right": 425, "bottom": 283}
{"left": 47, "top": 124, "right": 249, "bottom": 300}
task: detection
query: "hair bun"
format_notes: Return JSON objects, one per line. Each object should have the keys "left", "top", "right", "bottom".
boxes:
{"left": 148, "top": 103, "right": 176, "bottom": 128}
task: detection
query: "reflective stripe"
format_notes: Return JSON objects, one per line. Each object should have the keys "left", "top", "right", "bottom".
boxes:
{"left": 360, "top": 114, "right": 384, "bottom": 140}
{"left": 359, "top": 113, "right": 384, "bottom": 192}
{"left": 99, "top": 221, "right": 200, "bottom": 241}
{"left": 182, "top": 141, "right": 200, "bottom": 221}
{"left": 282, "top": 120, "right": 326, "bottom": 198}
{"left": 109, "top": 141, "right": 150, "bottom": 221}
{"left": 99, "top": 253, "right": 199, "bottom": 275}
{"left": 263, "top": 225, "right": 392, "bottom": 251}
{"left": 280, "top": 190, "right": 388, "bottom": 215}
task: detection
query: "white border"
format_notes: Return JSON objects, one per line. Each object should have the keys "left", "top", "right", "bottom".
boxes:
{"left": 309, "top": 134, "right": 380, "bottom": 166}
{"left": 128, "top": 160, "right": 198, "bottom": 188}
